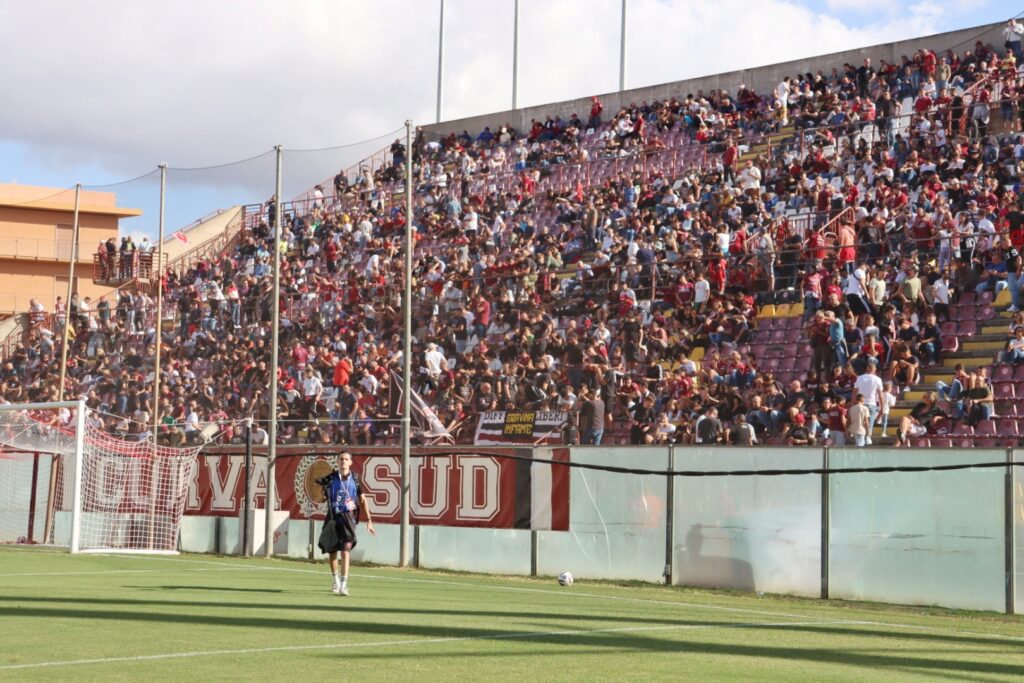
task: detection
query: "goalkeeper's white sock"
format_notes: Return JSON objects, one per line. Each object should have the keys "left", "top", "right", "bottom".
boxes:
{"left": 340, "top": 576, "right": 348, "bottom": 587}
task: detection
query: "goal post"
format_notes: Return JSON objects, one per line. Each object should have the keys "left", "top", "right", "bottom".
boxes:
{"left": 69, "top": 400, "right": 86, "bottom": 553}
{"left": 0, "top": 400, "right": 202, "bottom": 554}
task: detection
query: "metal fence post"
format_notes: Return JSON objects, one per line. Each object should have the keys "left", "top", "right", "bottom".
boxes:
{"left": 664, "top": 445, "right": 675, "bottom": 586}
{"left": 820, "top": 444, "right": 830, "bottom": 600}
{"left": 531, "top": 530, "right": 539, "bottom": 577}
{"left": 1006, "top": 447, "right": 1016, "bottom": 614}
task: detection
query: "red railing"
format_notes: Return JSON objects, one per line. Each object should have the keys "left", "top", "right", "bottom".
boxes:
{"left": 0, "top": 313, "right": 26, "bottom": 360}
{"left": 92, "top": 251, "right": 162, "bottom": 286}
{"left": 166, "top": 205, "right": 252, "bottom": 275}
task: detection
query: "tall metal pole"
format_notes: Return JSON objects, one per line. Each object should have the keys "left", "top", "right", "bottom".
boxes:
{"left": 244, "top": 418, "right": 253, "bottom": 557}
{"left": 265, "top": 145, "right": 283, "bottom": 558}
{"left": 152, "top": 164, "right": 167, "bottom": 440}
{"left": 512, "top": 0, "right": 520, "bottom": 110}
{"left": 400, "top": 120, "right": 414, "bottom": 567}
{"left": 436, "top": 0, "right": 445, "bottom": 123}
{"left": 57, "top": 183, "right": 81, "bottom": 404}
{"left": 146, "top": 164, "right": 167, "bottom": 551}
{"left": 44, "top": 183, "right": 81, "bottom": 544}
{"left": 619, "top": 0, "right": 627, "bottom": 92}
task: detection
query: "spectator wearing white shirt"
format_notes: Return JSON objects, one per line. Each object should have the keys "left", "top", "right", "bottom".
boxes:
{"left": 852, "top": 362, "right": 884, "bottom": 445}
{"left": 694, "top": 273, "right": 711, "bottom": 310}
{"left": 302, "top": 368, "right": 324, "bottom": 417}
{"left": 1005, "top": 19, "right": 1024, "bottom": 60}
{"left": 738, "top": 160, "right": 762, "bottom": 198}
{"left": 931, "top": 273, "right": 951, "bottom": 322}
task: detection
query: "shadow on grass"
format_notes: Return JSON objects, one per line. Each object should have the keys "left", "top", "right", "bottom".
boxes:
{"left": 156, "top": 586, "right": 285, "bottom": 594}
{"left": 0, "top": 594, "right": 1021, "bottom": 649}
{"left": 1, "top": 597, "right": 1023, "bottom": 678}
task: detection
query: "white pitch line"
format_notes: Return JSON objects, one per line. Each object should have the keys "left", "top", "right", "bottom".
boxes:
{"left": 1, "top": 568, "right": 242, "bottom": 578}
{"left": 7, "top": 551, "right": 1024, "bottom": 645}
{"left": 0, "top": 619, "right": 866, "bottom": 672}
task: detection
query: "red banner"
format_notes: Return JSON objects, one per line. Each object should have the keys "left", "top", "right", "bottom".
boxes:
{"left": 185, "top": 448, "right": 570, "bottom": 531}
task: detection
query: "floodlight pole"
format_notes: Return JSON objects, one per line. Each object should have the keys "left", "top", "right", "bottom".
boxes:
{"left": 436, "top": 0, "right": 445, "bottom": 123}
{"left": 265, "top": 145, "right": 283, "bottom": 558}
{"left": 56, "top": 183, "right": 81, "bottom": 405}
{"left": 400, "top": 120, "right": 414, "bottom": 567}
{"left": 152, "top": 163, "right": 167, "bottom": 440}
{"left": 512, "top": 0, "right": 520, "bottom": 110}
{"left": 619, "top": 0, "right": 627, "bottom": 91}
{"left": 44, "top": 182, "right": 81, "bottom": 544}
{"left": 145, "top": 165, "right": 168, "bottom": 551}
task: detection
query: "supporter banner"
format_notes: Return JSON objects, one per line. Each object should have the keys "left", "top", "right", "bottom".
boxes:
{"left": 184, "top": 448, "right": 570, "bottom": 531}
{"left": 474, "top": 411, "right": 568, "bottom": 445}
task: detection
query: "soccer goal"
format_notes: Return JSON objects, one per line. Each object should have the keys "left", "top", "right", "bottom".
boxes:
{"left": 0, "top": 400, "right": 202, "bottom": 554}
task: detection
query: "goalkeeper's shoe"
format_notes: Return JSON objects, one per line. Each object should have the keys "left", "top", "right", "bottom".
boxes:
{"left": 339, "top": 585, "right": 349, "bottom": 597}
{"left": 331, "top": 581, "right": 342, "bottom": 595}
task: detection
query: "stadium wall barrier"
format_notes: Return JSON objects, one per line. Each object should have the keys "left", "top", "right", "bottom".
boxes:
{"left": 180, "top": 445, "right": 1023, "bottom": 614}
{"left": 424, "top": 21, "right": 1003, "bottom": 139}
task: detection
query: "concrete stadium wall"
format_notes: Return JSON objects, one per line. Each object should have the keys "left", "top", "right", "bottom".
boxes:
{"left": 424, "top": 21, "right": 1004, "bottom": 138}
{"left": 179, "top": 445, "right": 1024, "bottom": 613}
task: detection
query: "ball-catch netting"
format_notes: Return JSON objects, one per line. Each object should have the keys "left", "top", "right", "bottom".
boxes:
{"left": 0, "top": 401, "right": 202, "bottom": 553}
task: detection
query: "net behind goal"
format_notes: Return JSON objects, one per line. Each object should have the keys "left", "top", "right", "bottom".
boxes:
{"left": 0, "top": 401, "right": 202, "bottom": 553}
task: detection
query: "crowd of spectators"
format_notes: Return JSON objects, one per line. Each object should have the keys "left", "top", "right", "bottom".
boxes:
{"left": 8, "top": 24, "right": 1024, "bottom": 449}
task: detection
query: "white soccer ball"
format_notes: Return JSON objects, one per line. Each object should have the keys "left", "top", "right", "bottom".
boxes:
{"left": 558, "top": 571, "right": 574, "bottom": 586}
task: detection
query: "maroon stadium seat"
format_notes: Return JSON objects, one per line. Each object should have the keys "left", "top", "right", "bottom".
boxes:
{"left": 992, "top": 364, "right": 1014, "bottom": 383}
{"left": 997, "top": 419, "right": 1018, "bottom": 435}
{"left": 974, "top": 420, "right": 997, "bottom": 435}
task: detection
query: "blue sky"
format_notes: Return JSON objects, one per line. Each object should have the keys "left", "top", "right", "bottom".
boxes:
{"left": 1, "top": 0, "right": 1020, "bottom": 238}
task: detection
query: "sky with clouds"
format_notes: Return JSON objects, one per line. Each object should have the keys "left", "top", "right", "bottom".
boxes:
{"left": 0, "top": 0, "right": 1019, "bottom": 237}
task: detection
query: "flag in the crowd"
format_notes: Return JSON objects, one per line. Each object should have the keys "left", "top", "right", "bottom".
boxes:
{"left": 172, "top": 231, "right": 189, "bottom": 245}
{"left": 389, "top": 371, "right": 453, "bottom": 443}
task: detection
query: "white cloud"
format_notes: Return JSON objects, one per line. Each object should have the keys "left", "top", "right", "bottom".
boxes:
{"left": 825, "top": 0, "right": 896, "bottom": 13}
{"left": 0, "top": 0, "right": 1001, "bottom": 214}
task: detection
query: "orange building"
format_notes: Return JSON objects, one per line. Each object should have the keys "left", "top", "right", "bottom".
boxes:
{"left": 0, "top": 184, "right": 143, "bottom": 314}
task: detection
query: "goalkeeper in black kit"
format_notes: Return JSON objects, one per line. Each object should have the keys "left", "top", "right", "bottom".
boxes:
{"left": 318, "top": 451, "right": 375, "bottom": 596}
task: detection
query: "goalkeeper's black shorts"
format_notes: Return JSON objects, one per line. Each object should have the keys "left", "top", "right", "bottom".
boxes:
{"left": 321, "top": 512, "right": 358, "bottom": 552}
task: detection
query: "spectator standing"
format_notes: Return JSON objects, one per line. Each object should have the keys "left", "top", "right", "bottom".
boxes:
{"left": 578, "top": 387, "right": 605, "bottom": 446}
{"left": 852, "top": 360, "right": 884, "bottom": 445}
{"left": 1004, "top": 19, "right": 1024, "bottom": 61}
{"left": 847, "top": 394, "right": 870, "bottom": 447}
{"left": 694, "top": 407, "right": 722, "bottom": 445}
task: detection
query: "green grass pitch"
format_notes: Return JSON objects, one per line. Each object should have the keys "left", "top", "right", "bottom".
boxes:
{"left": 1, "top": 547, "right": 1023, "bottom": 681}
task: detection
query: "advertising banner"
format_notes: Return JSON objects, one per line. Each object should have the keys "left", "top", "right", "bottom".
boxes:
{"left": 184, "top": 447, "right": 570, "bottom": 531}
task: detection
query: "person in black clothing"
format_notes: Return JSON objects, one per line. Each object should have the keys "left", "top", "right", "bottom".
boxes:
{"left": 578, "top": 386, "right": 606, "bottom": 445}
{"left": 630, "top": 395, "right": 656, "bottom": 444}
{"left": 728, "top": 413, "right": 756, "bottom": 445}
{"left": 896, "top": 392, "right": 945, "bottom": 445}
{"left": 918, "top": 312, "right": 942, "bottom": 365}
{"left": 695, "top": 407, "right": 723, "bottom": 445}
{"left": 856, "top": 58, "right": 874, "bottom": 97}
{"left": 786, "top": 413, "right": 814, "bottom": 445}
{"left": 875, "top": 90, "right": 896, "bottom": 143}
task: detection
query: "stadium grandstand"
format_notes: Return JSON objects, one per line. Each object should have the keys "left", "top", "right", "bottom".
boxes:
{"left": 8, "top": 21, "right": 1024, "bottom": 452}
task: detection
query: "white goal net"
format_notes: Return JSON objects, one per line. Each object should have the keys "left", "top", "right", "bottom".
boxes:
{"left": 0, "top": 401, "right": 202, "bottom": 553}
